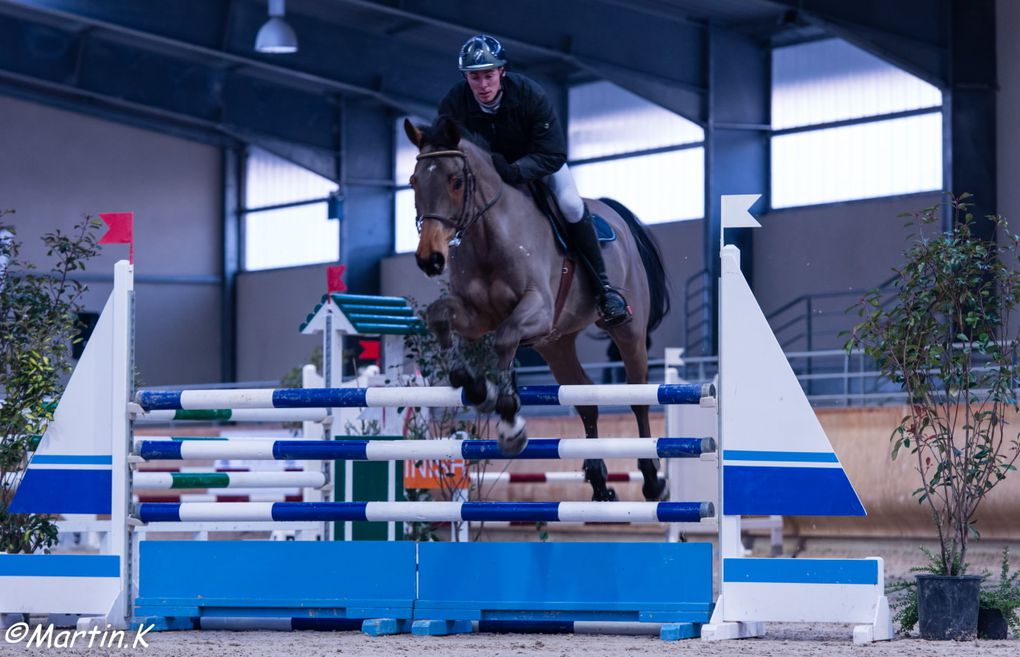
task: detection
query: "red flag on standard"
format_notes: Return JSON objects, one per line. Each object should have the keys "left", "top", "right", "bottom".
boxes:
{"left": 99, "top": 212, "right": 134, "bottom": 263}
{"left": 327, "top": 265, "right": 347, "bottom": 294}
{"left": 359, "top": 339, "right": 380, "bottom": 363}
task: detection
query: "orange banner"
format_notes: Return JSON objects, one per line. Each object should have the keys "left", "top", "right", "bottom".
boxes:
{"left": 403, "top": 459, "right": 470, "bottom": 489}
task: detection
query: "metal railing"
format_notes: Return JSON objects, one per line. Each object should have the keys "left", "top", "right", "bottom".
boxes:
{"left": 764, "top": 275, "right": 898, "bottom": 353}
{"left": 682, "top": 268, "right": 899, "bottom": 355}
{"left": 683, "top": 269, "right": 712, "bottom": 357}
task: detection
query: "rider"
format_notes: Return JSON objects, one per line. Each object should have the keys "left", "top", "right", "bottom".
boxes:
{"left": 437, "top": 34, "right": 632, "bottom": 328}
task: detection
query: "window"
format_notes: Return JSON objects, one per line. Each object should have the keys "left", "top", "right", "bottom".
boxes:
{"left": 571, "top": 149, "right": 704, "bottom": 224}
{"left": 772, "top": 114, "right": 942, "bottom": 209}
{"left": 394, "top": 117, "right": 424, "bottom": 254}
{"left": 569, "top": 81, "right": 704, "bottom": 223}
{"left": 243, "top": 147, "right": 339, "bottom": 271}
{"left": 771, "top": 38, "right": 943, "bottom": 208}
{"left": 394, "top": 188, "right": 417, "bottom": 254}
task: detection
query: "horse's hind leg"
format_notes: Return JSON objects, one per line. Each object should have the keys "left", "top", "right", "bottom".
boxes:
{"left": 610, "top": 326, "right": 666, "bottom": 501}
{"left": 574, "top": 400, "right": 615, "bottom": 502}
{"left": 536, "top": 334, "right": 616, "bottom": 502}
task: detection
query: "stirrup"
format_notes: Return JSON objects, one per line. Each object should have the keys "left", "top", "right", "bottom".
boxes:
{"left": 598, "top": 289, "right": 633, "bottom": 328}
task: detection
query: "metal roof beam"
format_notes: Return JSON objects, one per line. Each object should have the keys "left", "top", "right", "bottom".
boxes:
{"left": 0, "top": 11, "right": 348, "bottom": 167}
{"left": 336, "top": 0, "right": 708, "bottom": 122}
{"left": 2, "top": 0, "right": 437, "bottom": 116}
{"left": 754, "top": 0, "right": 949, "bottom": 86}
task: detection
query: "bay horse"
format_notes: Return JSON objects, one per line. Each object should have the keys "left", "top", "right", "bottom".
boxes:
{"left": 404, "top": 116, "right": 670, "bottom": 502}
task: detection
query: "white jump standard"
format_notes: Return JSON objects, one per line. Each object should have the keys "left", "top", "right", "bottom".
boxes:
{"left": 0, "top": 195, "right": 892, "bottom": 643}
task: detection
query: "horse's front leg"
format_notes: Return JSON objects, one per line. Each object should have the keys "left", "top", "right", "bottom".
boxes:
{"left": 491, "top": 290, "right": 552, "bottom": 456}
{"left": 426, "top": 297, "right": 494, "bottom": 406}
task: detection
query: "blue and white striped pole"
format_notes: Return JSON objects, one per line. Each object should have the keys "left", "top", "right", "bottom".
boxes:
{"left": 136, "top": 501, "right": 714, "bottom": 524}
{"left": 135, "top": 437, "right": 716, "bottom": 461}
{"left": 135, "top": 383, "right": 714, "bottom": 412}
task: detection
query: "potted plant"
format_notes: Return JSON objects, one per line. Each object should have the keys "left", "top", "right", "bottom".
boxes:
{"left": 1, "top": 212, "right": 100, "bottom": 554}
{"left": 978, "top": 547, "right": 1020, "bottom": 639}
{"left": 849, "top": 194, "right": 1020, "bottom": 640}
{"left": 887, "top": 546, "right": 1020, "bottom": 639}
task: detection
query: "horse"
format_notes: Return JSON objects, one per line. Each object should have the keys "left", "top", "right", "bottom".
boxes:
{"left": 404, "top": 116, "right": 670, "bottom": 502}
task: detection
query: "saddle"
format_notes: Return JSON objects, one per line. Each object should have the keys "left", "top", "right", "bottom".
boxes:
{"left": 525, "top": 180, "right": 617, "bottom": 328}
{"left": 526, "top": 180, "right": 616, "bottom": 253}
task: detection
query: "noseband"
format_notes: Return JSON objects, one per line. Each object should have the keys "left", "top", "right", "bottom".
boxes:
{"left": 414, "top": 149, "right": 503, "bottom": 247}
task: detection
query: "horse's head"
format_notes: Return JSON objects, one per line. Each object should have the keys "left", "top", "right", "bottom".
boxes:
{"left": 404, "top": 116, "right": 498, "bottom": 277}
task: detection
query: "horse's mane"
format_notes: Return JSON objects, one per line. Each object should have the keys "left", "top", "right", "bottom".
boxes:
{"left": 419, "top": 115, "right": 491, "bottom": 154}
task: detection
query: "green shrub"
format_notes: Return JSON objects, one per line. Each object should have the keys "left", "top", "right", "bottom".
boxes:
{"left": 0, "top": 212, "right": 101, "bottom": 553}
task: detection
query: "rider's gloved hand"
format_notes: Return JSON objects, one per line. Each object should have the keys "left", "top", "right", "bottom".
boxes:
{"left": 491, "top": 153, "right": 520, "bottom": 184}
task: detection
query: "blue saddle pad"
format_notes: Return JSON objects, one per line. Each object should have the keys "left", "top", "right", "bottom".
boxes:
{"left": 549, "top": 213, "right": 617, "bottom": 253}
{"left": 593, "top": 214, "right": 617, "bottom": 242}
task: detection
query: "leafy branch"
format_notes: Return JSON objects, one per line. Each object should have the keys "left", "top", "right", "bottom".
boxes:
{"left": 848, "top": 195, "right": 1020, "bottom": 575}
{"left": 0, "top": 213, "right": 102, "bottom": 553}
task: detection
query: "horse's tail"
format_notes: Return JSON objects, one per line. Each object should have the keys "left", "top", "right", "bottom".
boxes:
{"left": 599, "top": 198, "right": 671, "bottom": 332}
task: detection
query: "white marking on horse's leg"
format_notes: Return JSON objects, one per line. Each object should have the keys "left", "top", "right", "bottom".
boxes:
{"left": 498, "top": 415, "right": 527, "bottom": 456}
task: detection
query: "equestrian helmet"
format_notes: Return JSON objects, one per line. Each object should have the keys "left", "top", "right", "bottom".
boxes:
{"left": 458, "top": 35, "right": 506, "bottom": 71}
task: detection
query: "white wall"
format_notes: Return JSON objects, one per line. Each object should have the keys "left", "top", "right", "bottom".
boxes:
{"left": 235, "top": 265, "right": 325, "bottom": 383}
{"left": 0, "top": 95, "right": 222, "bottom": 385}
{"left": 753, "top": 193, "right": 942, "bottom": 351}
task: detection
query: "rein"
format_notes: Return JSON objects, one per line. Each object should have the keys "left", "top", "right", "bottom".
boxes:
{"left": 415, "top": 149, "right": 503, "bottom": 246}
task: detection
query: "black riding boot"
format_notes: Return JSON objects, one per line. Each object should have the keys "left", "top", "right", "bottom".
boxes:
{"left": 565, "top": 210, "right": 632, "bottom": 328}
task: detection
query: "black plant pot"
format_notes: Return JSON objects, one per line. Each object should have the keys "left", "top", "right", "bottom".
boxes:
{"left": 977, "top": 606, "right": 1009, "bottom": 640}
{"left": 916, "top": 574, "right": 982, "bottom": 640}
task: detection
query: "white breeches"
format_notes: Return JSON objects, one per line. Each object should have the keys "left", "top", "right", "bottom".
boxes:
{"left": 546, "top": 164, "right": 586, "bottom": 223}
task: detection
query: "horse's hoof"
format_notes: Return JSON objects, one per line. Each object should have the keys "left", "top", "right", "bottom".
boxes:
{"left": 477, "top": 380, "right": 499, "bottom": 413}
{"left": 449, "top": 367, "right": 472, "bottom": 389}
{"left": 643, "top": 477, "right": 668, "bottom": 502}
{"left": 498, "top": 415, "right": 527, "bottom": 456}
{"left": 453, "top": 370, "right": 497, "bottom": 412}
{"left": 592, "top": 487, "right": 618, "bottom": 502}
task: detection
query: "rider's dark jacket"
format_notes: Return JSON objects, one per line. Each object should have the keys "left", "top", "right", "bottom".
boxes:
{"left": 438, "top": 72, "right": 567, "bottom": 184}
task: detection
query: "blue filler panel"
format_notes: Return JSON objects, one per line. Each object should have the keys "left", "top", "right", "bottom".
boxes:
{"left": 135, "top": 541, "right": 416, "bottom": 625}
{"left": 724, "top": 558, "right": 879, "bottom": 585}
{"left": 9, "top": 469, "right": 112, "bottom": 515}
{"left": 416, "top": 543, "right": 713, "bottom": 625}
{"left": 723, "top": 465, "right": 866, "bottom": 516}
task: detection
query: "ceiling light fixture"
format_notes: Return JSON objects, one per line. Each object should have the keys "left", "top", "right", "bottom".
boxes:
{"left": 255, "top": 0, "right": 298, "bottom": 54}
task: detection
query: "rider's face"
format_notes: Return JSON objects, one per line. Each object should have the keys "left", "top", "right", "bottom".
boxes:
{"left": 465, "top": 67, "right": 504, "bottom": 105}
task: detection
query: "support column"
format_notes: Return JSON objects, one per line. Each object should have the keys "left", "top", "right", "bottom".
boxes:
{"left": 704, "top": 27, "right": 770, "bottom": 355}
{"left": 220, "top": 147, "right": 243, "bottom": 382}
{"left": 339, "top": 100, "right": 397, "bottom": 294}
{"left": 945, "top": 0, "right": 997, "bottom": 236}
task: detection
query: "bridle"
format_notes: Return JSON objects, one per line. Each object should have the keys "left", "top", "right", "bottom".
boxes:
{"left": 414, "top": 149, "right": 503, "bottom": 247}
